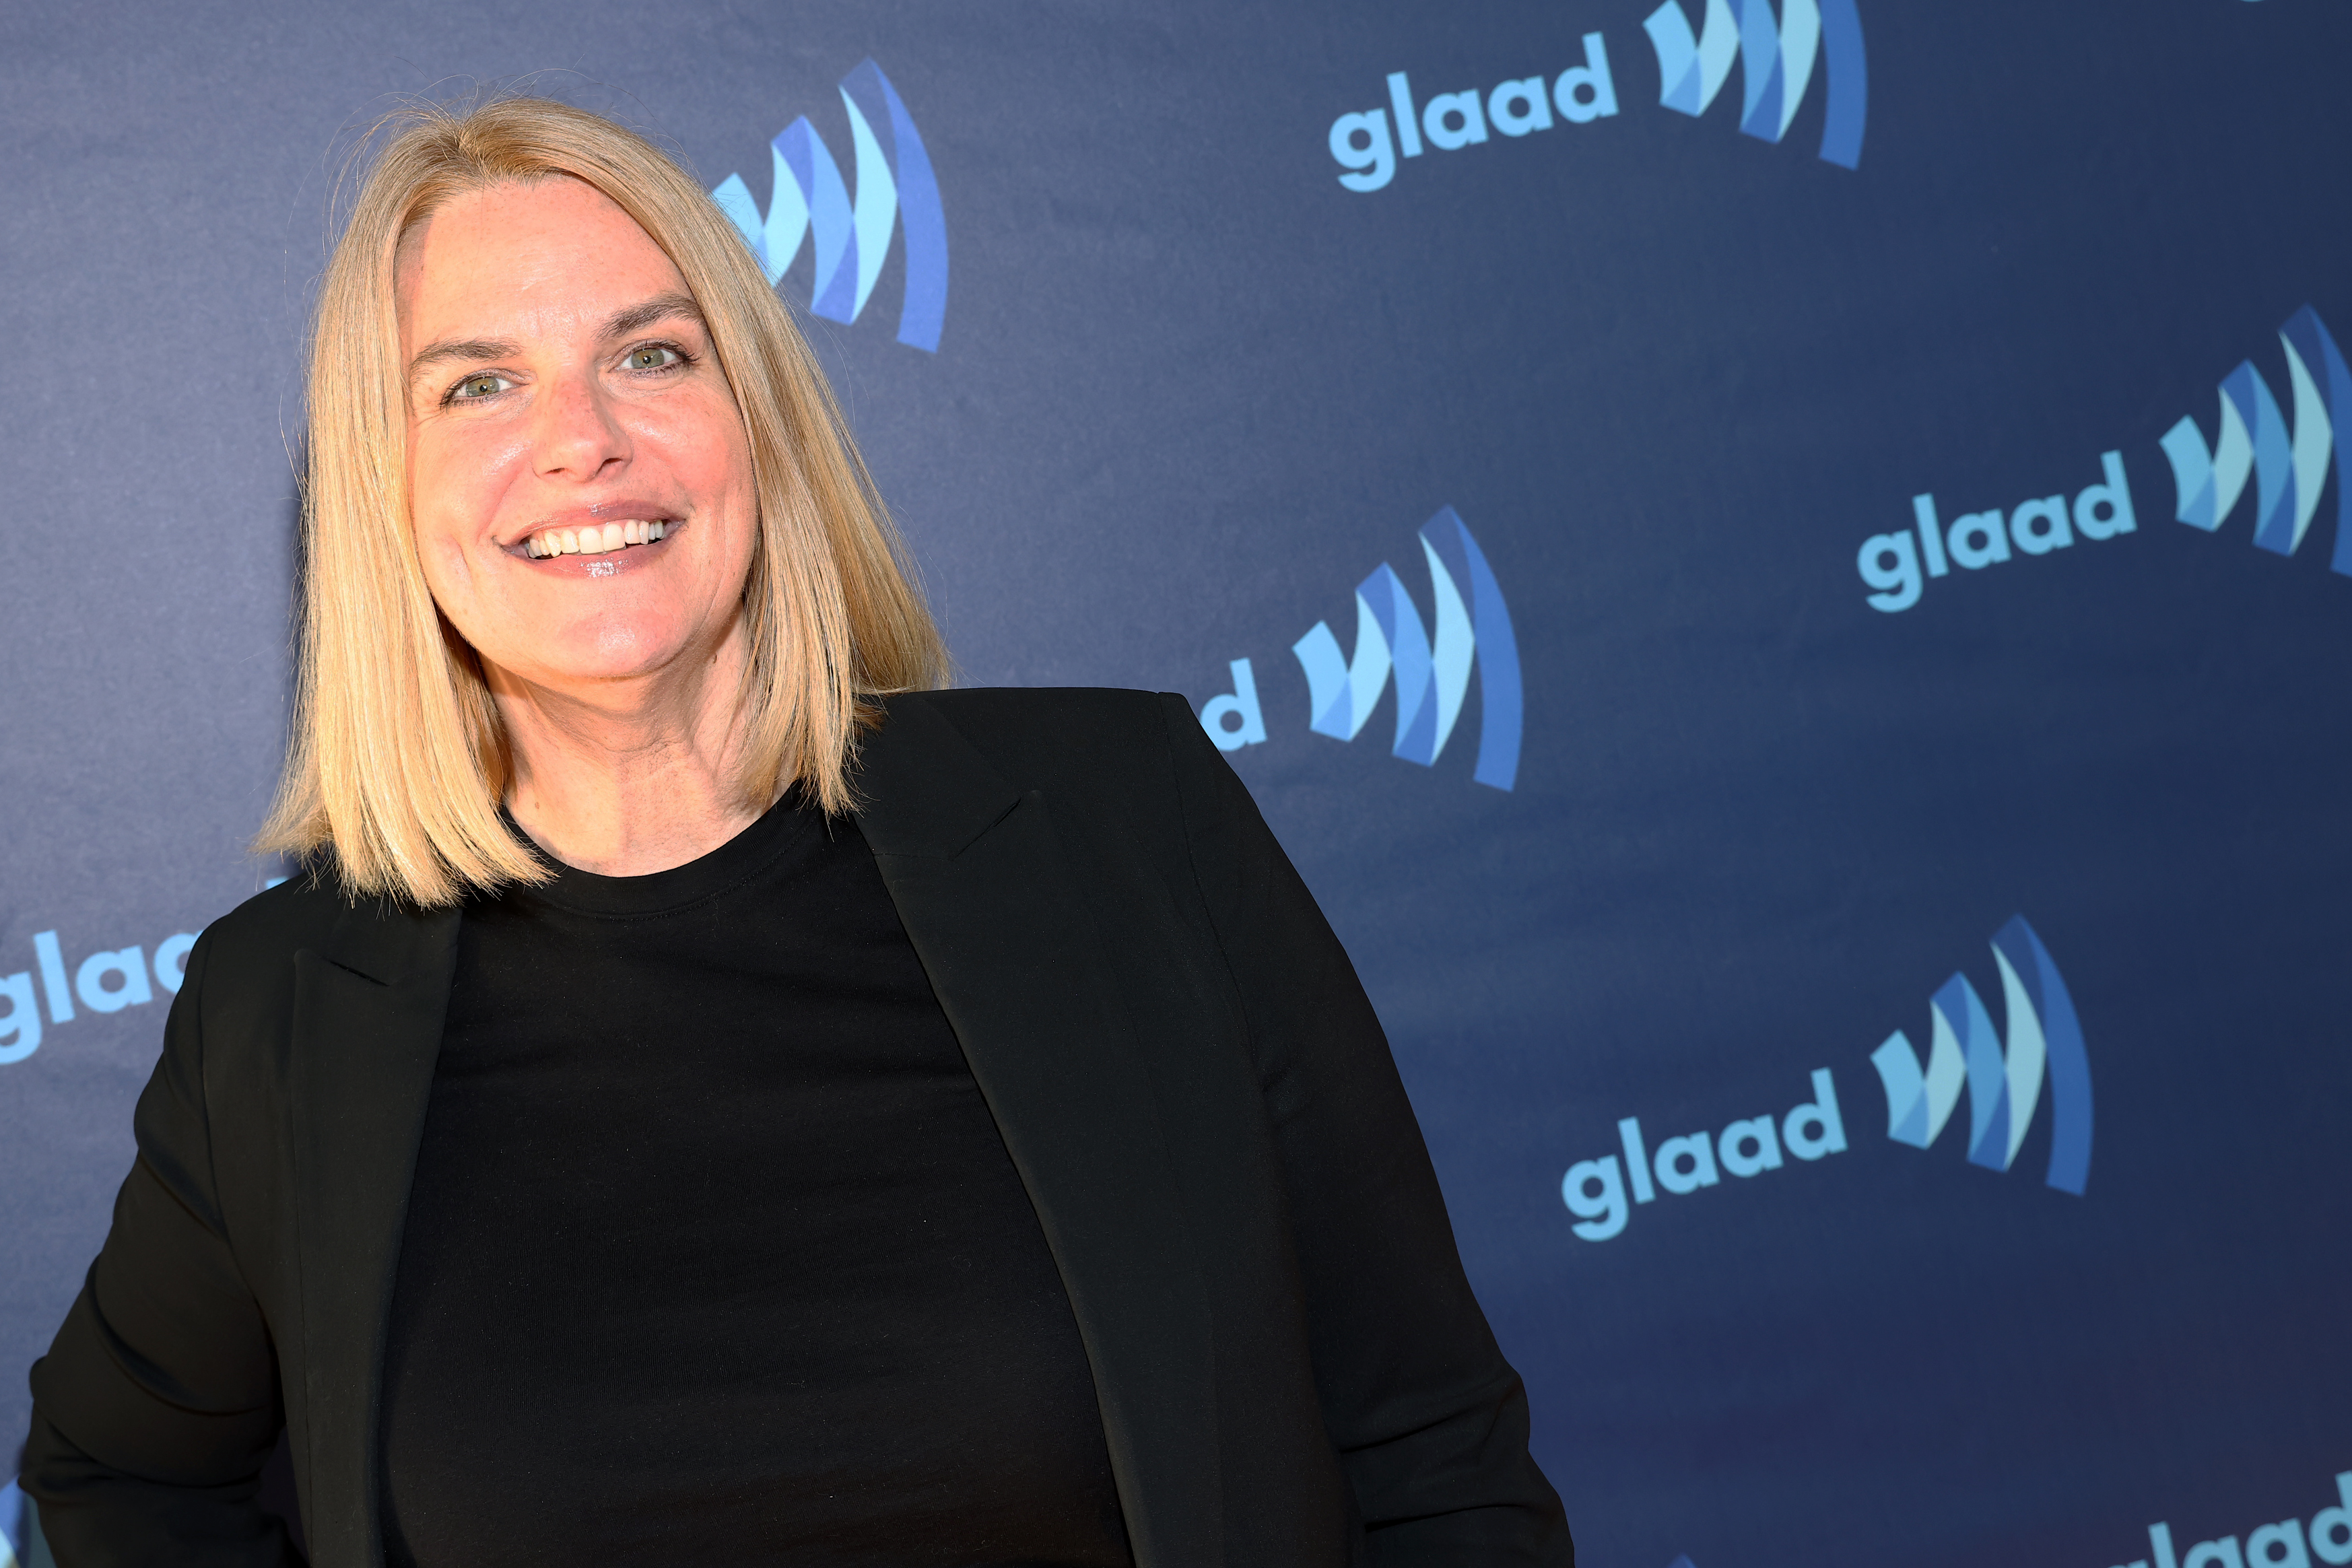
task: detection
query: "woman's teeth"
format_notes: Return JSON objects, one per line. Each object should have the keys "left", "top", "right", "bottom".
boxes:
{"left": 524, "top": 519, "right": 668, "bottom": 559}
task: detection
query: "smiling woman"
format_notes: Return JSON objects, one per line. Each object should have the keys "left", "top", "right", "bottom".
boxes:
{"left": 19, "top": 96, "right": 1571, "bottom": 1568}
{"left": 262, "top": 102, "right": 943, "bottom": 901}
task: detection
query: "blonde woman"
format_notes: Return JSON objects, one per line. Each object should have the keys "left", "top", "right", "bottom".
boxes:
{"left": 22, "top": 100, "right": 1570, "bottom": 1567}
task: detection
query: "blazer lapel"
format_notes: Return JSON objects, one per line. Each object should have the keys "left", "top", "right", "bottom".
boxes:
{"left": 856, "top": 697, "right": 1225, "bottom": 1567}
{"left": 288, "top": 897, "right": 461, "bottom": 1568}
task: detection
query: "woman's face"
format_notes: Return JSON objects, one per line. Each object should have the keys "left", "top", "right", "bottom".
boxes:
{"left": 396, "top": 177, "right": 758, "bottom": 695}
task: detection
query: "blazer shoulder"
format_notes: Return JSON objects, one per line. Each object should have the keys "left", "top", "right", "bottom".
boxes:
{"left": 196, "top": 873, "right": 349, "bottom": 978}
{"left": 888, "top": 685, "right": 1173, "bottom": 743}
{"left": 191, "top": 868, "right": 452, "bottom": 1008}
{"left": 882, "top": 686, "right": 1195, "bottom": 794}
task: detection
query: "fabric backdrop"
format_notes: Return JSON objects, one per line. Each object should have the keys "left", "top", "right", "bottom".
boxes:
{"left": 2, "top": 3, "right": 2347, "bottom": 1565}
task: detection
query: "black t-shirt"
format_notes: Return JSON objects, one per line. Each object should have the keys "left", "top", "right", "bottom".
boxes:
{"left": 378, "top": 794, "right": 1135, "bottom": 1567}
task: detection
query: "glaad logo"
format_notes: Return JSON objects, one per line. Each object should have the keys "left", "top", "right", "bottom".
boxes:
{"left": 1325, "top": 0, "right": 1866, "bottom": 191}
{"left": 1559, "top": 914, "right": 2089, "bottom": 1241}
{"left": 1642, "top": 0, "right": 1868, "bottom": 168}
{"left": 1, "top": 924, "right": 200, "bottom": 1065}
{"left": 1329, "top": 41, "right": 1622, "bottom": 193}
{"left": 1268, "top": 507, "right": 1523, "bottom": 790}
{"left": 711, "top": 60, "right": 949, "bottom": 352}
{"left": 2112, "top": 1470, "right": 2352, "bottom": 1568}
{"left": 1856, "top": 452, "right": 2139, "bottom": 613}
{"left": 1858, "top": 303, "right": 2352, "bottom": 611}
{"left": 1869, "top": 915, "right": 2093, "bottom": 1194}
{"left": 2159, "top": 306, "right": 2351, "bottom": 575}
{"left": 1561, "top": 1070, "right": 1848, "bottom": 1241}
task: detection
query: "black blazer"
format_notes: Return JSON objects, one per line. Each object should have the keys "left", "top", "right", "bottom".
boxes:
{"left": 24, "top": 687, "right": 1571, "bottom": 1567}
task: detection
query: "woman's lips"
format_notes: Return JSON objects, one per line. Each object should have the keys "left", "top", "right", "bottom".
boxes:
{"left": 498, "top": 502, "right": 685, "bottom": 566}
{"left": 520, "top": 517, "right": 671, "bottom": 558}
{"left": 511, "top": 525, "right": 677, "bottom": 578}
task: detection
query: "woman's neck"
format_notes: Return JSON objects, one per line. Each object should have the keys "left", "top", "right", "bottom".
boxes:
{"left": 489, "top": 624, "right": 770, "bottom": 878}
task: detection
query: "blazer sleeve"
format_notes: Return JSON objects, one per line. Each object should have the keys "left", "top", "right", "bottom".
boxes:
{"left": 1157, "top": 693, "right": 1574, "bottom": 1566}
{"left": 21, "top": 928, "right": 300, "bottom": 1567}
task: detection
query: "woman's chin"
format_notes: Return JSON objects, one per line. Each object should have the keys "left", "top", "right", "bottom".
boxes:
{"left": 487, "top": 631, "right": 714, "bottom": 697}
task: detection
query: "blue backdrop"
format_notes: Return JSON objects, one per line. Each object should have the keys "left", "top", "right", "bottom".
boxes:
{"left": 3, "top": 3, "right": 2349, "bottom": 1565}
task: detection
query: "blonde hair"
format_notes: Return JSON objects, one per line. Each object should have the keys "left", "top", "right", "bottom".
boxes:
{"left": 259, "top": 96, "right": 947, "bottom": 907}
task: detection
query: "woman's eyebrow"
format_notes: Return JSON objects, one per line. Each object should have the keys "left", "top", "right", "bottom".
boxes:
{"left": 403, "top": 294, "right": 704, "bottom": 385}
{"left": 601, "top": 292, "right": 704, "bottom": 341}
{"left": 407, "top": 337, "right": 518, "bottom": 383}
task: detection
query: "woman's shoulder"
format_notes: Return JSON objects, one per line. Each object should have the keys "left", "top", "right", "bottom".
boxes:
{"left": 202, "top": 868, "right": 394, "bottom": 956}
{"left": 884, "top": 684, "right": 1175, "bottom": 739}
{"left": 873, "top": 687, "right": 1198, "bottom": 784}
{"left": 861, "top": 687, "right": 1223, "bottom": 848}
{"left": 181, "top": 869, "right": 448, "bottom": 1029}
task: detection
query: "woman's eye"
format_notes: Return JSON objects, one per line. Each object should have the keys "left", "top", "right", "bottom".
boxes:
{"left": 625, "top": 345, "right": 681, "bottom": 371}
{"left": 452, "top": 373, "right": 510, "bottom": 401}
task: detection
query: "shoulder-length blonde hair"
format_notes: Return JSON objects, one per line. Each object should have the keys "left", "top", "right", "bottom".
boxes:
{"left": 259, "top": 96, "right": 947, "bottom": 908}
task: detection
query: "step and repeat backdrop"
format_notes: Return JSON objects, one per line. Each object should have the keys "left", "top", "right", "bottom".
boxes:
{"left": 3, "top": 1, "right": 2349, "bottom": 1563}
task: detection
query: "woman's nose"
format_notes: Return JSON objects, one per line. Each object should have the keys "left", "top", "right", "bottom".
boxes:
{"left": 531, "top": 370, "right": 630, "bottom": 480}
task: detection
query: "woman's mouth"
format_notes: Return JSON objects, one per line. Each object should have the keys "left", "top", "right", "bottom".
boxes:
{"left": 520, "top": 518, "right": 674, "bottom": 559}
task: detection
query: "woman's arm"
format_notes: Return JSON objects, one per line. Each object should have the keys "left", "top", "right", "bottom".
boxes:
{"left": 1160, "top": 693, "right": 1574, "bottom": 1567}
{"left": 22, "top": 930, "right": 300, "bottom": 1567}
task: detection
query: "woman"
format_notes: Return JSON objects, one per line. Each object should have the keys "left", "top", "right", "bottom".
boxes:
{"left": 22, "top": 98, "right": 1571, "bottom": 1567}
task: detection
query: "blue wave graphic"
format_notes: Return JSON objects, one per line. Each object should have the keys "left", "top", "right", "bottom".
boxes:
{"left": 1423, "top": 508, "right": 1523, "bottom": 791}
{"left": 2159, "top": 305, "right": 2347, "bottom": 572}
{"left": 1643, "top": 0, "right": 1867, "bottom": 168}
{"left": 1868, "top": 916, "right": 2092, "bottom": 1194}
{"left": 1874, "top": 982, "right": 1966, "bottom": 1151}
{"left": 1291, "top": 508, "right": 1522, "bottom": 790}
{"left": 1816, "top": 0, "right": 1867, "bottom": 169}
{"left": 711, "top": 61, "right": 949, "bottom": 352}
{"left": 1993, "top": 916, "right": 2093, "bottom": 1196}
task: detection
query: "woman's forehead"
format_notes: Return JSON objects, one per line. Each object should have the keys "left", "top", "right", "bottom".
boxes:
{"left": 397, "top": 178, "right": 683, "bottom": 337}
